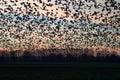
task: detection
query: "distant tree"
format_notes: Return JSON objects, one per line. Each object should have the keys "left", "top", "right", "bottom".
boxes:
{"left": 84, "top": 47, "right": 89, "bottom": 55}
{"left": 10, "top": 50, "right": 16, "bottom": 61}
{"left": 23, "top": 51, "right": 33, "bottom": 61}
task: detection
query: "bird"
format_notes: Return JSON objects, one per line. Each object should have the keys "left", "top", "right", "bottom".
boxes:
{"left": 37, "top": 0, "right": 42, "bottom": 3}
{"left": 10, "top": 0, "right": 14, "bottom": 3}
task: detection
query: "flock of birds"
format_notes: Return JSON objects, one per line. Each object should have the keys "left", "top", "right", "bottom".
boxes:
{"left": 0, "top": 0, "right": 120, "bottom": 51}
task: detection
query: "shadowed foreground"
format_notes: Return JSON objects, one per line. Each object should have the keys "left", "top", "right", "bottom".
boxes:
{"left": 0, "top": 62, "right": 120, "bottom": 80}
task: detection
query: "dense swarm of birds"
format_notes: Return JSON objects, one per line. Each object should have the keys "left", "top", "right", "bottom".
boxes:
{"left": 0, "top": 0, "right": 120, "bottom": 50}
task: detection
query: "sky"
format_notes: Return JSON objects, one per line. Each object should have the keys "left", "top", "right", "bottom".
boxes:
{"left": 0, "top": 0, "right": 120, "bottom": 53}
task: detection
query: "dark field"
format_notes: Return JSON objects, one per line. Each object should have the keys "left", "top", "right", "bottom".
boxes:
{"left": 0, "top": 62, "right": 120, "bottom": 80}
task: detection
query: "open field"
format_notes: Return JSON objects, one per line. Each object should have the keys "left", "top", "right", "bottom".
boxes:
{"left": 0, "top": 62, "right": 120, "bottom": 80}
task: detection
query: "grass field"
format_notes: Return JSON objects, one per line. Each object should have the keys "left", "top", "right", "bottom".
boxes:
{"left": 0, "top": 62, "right": 120, "bottom": 80}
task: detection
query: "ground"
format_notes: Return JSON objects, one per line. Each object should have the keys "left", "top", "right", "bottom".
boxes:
{"left": 0, "top": 62, "right": 120, "bottom": 80}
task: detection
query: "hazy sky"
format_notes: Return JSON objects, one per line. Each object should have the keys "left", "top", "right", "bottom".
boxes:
{"left": 0, "top": 0, "right": 120, "bottom": 51}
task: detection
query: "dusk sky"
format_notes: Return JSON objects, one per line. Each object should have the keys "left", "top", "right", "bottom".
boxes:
{"left": 0, "top": 0, "right": 120, "bottom": 54}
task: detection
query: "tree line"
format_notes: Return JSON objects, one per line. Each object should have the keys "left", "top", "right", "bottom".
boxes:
{"left": 0, "top": 48, "right": 120, "bottom": 62}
